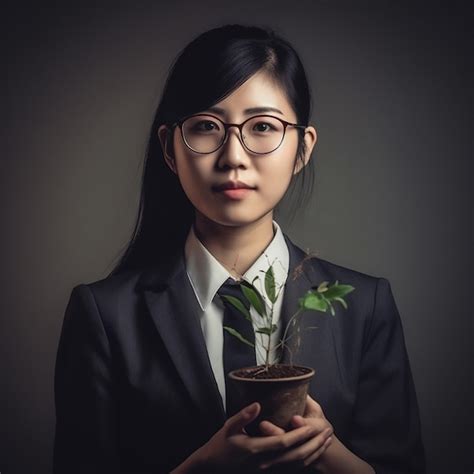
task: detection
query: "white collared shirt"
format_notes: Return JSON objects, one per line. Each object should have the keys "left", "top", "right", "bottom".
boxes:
{"left": 184, "top": 220, "right": 289, "bottom": 412}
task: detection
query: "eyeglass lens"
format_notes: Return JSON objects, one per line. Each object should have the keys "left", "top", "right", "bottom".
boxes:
{"left": 181, "top": 115, "right": 285, "bottom": 153}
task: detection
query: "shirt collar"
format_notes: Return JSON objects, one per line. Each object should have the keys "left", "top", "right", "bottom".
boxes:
{"left": 184, "top": 220, "right": 289, "bottom": 311}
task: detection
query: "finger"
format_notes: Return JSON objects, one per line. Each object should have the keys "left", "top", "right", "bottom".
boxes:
{"left": 260, "top": 427, "right": 332, "bottom": 469}
{"left": 260, "top": 429, "right": 331, "bottom": 469}
{"left": 225, "top": 402, "right": 260, "bottom": 435}
{"left": 291, "top": 415, "right": 329, "bottom": 434}
{"left": 290, "top": 415, "right": 307, "bottom": 428}
{"left": 248, "top": 423, "right": 318, "bottom": 454}
{"left": 259, "top": 420, "right": 286, "bottom": 436}
{"left": 302, "top": 435, "right": 333, "bottom": 467}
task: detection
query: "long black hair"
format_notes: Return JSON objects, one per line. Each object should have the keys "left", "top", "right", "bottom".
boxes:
{"left": 108, "top": 24, "right": 315, "bottom": 276}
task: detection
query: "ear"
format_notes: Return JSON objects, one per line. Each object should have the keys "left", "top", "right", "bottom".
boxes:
{"left": 158, "top": 124, "right": 177, "bottom": 174}
{"left": 293, "top": 125, "right": 317, "bottom": 175}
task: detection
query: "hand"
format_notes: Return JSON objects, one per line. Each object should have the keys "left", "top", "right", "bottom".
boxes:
{"left": 257, "top": 395, "right": 333, "bottom": 471}
{"left": 178, "top": 401, "right": 323, "bottom": 473}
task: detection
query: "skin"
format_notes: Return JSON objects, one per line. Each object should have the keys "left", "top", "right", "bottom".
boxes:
{"left": 160, "top": 71, "right": 374, "bottom": 472}
{"left": 158, "top": 70, "right": 317, "bottom": 278}
{"left": 257, "top": 397, "right": 375, "bottom": 474}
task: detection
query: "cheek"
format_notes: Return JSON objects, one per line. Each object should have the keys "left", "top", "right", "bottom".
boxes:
{"left": 174, "top": 160, "right": 212, "bottom": 207}
{"left": 173, "top": 142, "right": 202, "bottom": 186}
{"left": 177, "top": 164, "right": 202, "bottom": 192}
{"left": 259, "top": 156, "right": 296, "bottom": 195}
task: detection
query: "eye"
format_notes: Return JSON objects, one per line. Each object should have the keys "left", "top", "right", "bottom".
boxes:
{"left": 253, "top": 122, "right": 276, "bottom": 132}
{"left": 184, "top": 115, "right": 222, "bottom": 133}
{"left": 194, "top": 120, "right": 219, "bottom": 132}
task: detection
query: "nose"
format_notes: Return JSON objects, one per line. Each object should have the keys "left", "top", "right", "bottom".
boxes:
{"left": 217, "top": 125, "right": 251, "bottom": 169}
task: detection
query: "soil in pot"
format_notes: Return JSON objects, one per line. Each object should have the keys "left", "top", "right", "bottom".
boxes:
{"left": 228, "top": 364, "right": 315, "bottom": 436}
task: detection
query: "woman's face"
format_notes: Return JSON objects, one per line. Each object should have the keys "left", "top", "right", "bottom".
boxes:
{"left": 158, "top": 70, "right": 317, "bottom": 229}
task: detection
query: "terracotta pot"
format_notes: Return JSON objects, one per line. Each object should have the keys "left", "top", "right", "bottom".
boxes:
{"left": 228, "top": 364, "right": 315, "bottom": 436}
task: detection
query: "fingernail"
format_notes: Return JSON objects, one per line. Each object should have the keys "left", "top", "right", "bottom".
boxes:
{"left": 244, "top": 402, "right": 257, "bottom": 415}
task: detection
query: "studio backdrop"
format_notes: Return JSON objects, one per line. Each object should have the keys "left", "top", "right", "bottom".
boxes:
{"left": 2, "top": 2, "right": 471, "bottom": 473}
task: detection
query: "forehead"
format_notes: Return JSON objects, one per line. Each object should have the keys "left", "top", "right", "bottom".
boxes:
{"left": 204, "top": 71, "right": 296, "bottom": 121}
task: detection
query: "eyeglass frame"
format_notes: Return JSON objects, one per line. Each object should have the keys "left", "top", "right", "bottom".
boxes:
{"left": 168, "top": 113, "right": 307, "bottom": 155}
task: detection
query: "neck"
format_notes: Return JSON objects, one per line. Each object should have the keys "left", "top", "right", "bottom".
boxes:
{"left": 193, "top": 212, "right": 275, "bottom": 279}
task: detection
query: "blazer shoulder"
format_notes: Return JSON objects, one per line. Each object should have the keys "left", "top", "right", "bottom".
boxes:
{"left": 307, "top": 257, "right": 387, "bottom": 312}
{"left": 72, "top": 268, "right": 144, "bottom": 302}
{"left": 285, "top": 233, "right": 385, "bottom": 290}
{"left": 63, "top": 269, "right": 153, "bottom": 331}
{"left": 291, "top": 244, "right": 382, "bottom": 284}
{"left": 315, "top": 255, "right": 382, "bottom": 284}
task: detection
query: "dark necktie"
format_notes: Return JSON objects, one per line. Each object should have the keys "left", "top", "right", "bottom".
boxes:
{"left": 217, "top": 277, "right": 256, "bottom": 417}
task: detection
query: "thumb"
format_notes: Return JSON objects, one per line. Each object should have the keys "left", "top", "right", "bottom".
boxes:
{"left": 304, "top": 394, "right": 322, "bottom": 416}
{"left": 225, "top": 402, "right": 260, "bottom": 435}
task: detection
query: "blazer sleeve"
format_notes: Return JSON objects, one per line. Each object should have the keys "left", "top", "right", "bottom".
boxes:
{"left": 347, "top": 277, "right": 426, "bottom": 474}
{"left": 53, "top": 284, "right": 122, "bottom": 473}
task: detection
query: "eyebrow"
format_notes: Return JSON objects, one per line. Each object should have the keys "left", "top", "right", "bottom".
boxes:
{"left": 205, "top": 106, "right": 284, "bottom": 116}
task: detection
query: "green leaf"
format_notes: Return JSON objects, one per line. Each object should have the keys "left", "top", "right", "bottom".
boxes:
{"left": 256, "top": 324, "right": 278, "bottom": 335}
{"left": 240, "top": 281, "right": 266, "bottom": 318}
{"left": 302, "top": 292, "right": 329, "bottom": 312}
{"left": 316, "top": 281, "right": 329, "bottom": 293}
{"left": 223, "top": 326, "right": 255, "bottom": 347}
{"left": 220, "top": 295, "right": 252, "bottom": 322}
{"left": 264, "top": 265, "right": 277, "bottom": 304}
{"left": 334, "top": 296, "right": 348, "bottom": 309}
{"left": 323, "top": 284, "right": 355, "bottom": 300}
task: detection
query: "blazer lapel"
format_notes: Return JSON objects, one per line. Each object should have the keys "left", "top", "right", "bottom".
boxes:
{"left": 280, "top": 235, "right": 334, "bottom": 366}
{"left": 134, "top": 234, "right": 343, "bottom": 430}
{"left": 279, "top": 235, "right": 353, "bottom": 435}
{"left": 136, "top": 252, "right": 226, "bottom": 429}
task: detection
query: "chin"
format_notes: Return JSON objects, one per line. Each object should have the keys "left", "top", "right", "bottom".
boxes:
{"left": 207, "top": 210, "right": 273, "bottom": 228}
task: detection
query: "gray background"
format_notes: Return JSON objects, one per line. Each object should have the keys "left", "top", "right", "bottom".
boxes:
{"left": 2, "top": 2, "right": 472, "bottom": 473}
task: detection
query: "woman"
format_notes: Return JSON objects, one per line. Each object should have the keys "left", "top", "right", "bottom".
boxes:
{"left": 53, "top": 24, "right": 426, "bottom": 473}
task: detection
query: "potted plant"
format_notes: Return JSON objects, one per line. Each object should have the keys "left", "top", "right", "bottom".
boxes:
{"left": 220, "top": 258, "right": 354, "bottom": 435}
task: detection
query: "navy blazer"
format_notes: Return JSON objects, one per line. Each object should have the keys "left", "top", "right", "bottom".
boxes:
{"left": 53, "top": 234, "right": 425, "bottom": 473}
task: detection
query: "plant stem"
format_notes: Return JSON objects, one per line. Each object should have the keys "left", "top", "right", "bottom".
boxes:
{"left": 279, "top": 307, "right": 304, "bottom": 363}
{"left": 264, "top": 305, "right": 274, "bottom": 368}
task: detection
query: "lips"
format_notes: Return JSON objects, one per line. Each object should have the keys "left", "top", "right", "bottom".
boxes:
{"left": 213, "top": 180, "right": 256, "bottom": 191}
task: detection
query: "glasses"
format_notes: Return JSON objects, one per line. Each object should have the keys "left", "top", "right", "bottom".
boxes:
{"left": 170, "top": 114, "right": 307, "bottom": 155}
